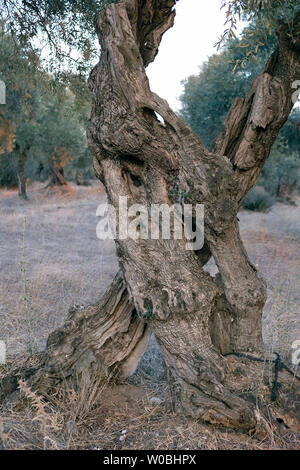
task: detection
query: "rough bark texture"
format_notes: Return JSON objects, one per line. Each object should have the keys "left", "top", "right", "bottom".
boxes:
{"left": 0, "top": 273, "right": 150, "bottom": 402}
{"left": 87, "top": 1, "right": 300, "bottom": 429}
{"left": 37, "top": 273, "right": 150, "bottom": 389}
{"left": 1, "top": 1, "right": 300, "bottom": 432}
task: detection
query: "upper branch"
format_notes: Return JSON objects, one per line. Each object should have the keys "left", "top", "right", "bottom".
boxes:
{"left": 121, "top": 0, "right": 177, "bottom": 67}
{"left": 91, "top": 0, "right": 207, "bottom": 170}
{"left": 214, "top": 13, "right": 300, "bottom": 202}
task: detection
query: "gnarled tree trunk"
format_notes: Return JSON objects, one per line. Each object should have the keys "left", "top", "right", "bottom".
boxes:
{"left": 0, "top": 273, "right": 151, "bottom": 402}
{"left": 86, "top": 0, "right": 299, "bottom": 429}
{"left": 1, "top": 0, "right": 300, "bottom": 433}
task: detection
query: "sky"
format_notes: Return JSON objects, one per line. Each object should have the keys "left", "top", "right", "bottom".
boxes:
{"left": 37, "top": 0, "right": 232, "bottom": 112}
{"left": 147, "top": 0, "right": 230, "bottom": 111}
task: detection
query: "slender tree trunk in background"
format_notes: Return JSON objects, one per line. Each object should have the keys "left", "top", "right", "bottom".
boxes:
{"left": 17, "top": 148, "right": 28, "bottom": 200}
{"left": 2, "top": 1, "right": 300, "bottom": 432}
{"left": 75, "top": 171, "right": 83, "bottom": 186}
{"left": 36, "top": 162, "right": 44, "bottom": 182}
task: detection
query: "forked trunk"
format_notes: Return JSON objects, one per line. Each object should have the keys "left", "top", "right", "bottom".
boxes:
{"left": 47, "top": 150, "right": 69, "bottom": 187}
{"left": 86, "top": 0, "right": 299, "bottom": 428}
{"left": 48, "top": 161, "right": 67, "bottom": 186}
{"left": 1, "top": 0, "right": 300, "bottom": 433}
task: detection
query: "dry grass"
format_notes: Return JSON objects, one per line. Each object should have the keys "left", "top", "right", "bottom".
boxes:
{"left": 239, "top": 201, "right": 300, "bottom": 358}
{"left": 0, "top": 369, "right": 298, "bottom": 450}
{"left": 0, "top": 181, "right": 118, "bottom": 355}
{"left": 0, "top": 183, "right": 299, "bottom": 450}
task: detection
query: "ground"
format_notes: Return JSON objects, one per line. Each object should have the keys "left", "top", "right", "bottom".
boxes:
{"left": 0, "top": 182, "right": 299, "bottom": 450}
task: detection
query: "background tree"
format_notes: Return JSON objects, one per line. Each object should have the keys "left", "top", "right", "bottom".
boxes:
{"left": 180, "top": 23, "right": 300, "bottom": 203}
{"left": 260, "top": 124, "right": 300, "bottom": 201}
{"left": 0, "top": 30, "right": 43, "bottom": 198}
{"left": 37, "top": 84, "right": 91, "bottom": 187}
{"left": 0, "top": 29, "right": 93, "bottom": 195}
{"left": 180, "top": 25, "right": 275, "bottom": 150}
{"left": 63, "top": 73, "right": 94, "bottom": 184}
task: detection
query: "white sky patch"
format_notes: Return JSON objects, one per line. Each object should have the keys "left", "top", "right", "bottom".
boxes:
{"left": 36, "top": 0, "right": 245, "bottom": 112}
{"left": 147, "top": 0, "right": 234, "bottom": 111}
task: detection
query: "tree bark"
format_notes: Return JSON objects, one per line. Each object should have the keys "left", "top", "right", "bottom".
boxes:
{"left": 87, "top": 1, "right": 300, "bottom": 429}
{"left": 2, "top": 1, "right": 300, "bottom": 432}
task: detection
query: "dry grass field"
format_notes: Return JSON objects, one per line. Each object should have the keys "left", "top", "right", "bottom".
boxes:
{"left": 0, "top": 182, "right": 299, "bottom": 450}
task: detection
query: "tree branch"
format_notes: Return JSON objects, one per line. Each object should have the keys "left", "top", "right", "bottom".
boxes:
{"left": 214, "top": 13, "right": 300, "bottom": 203}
